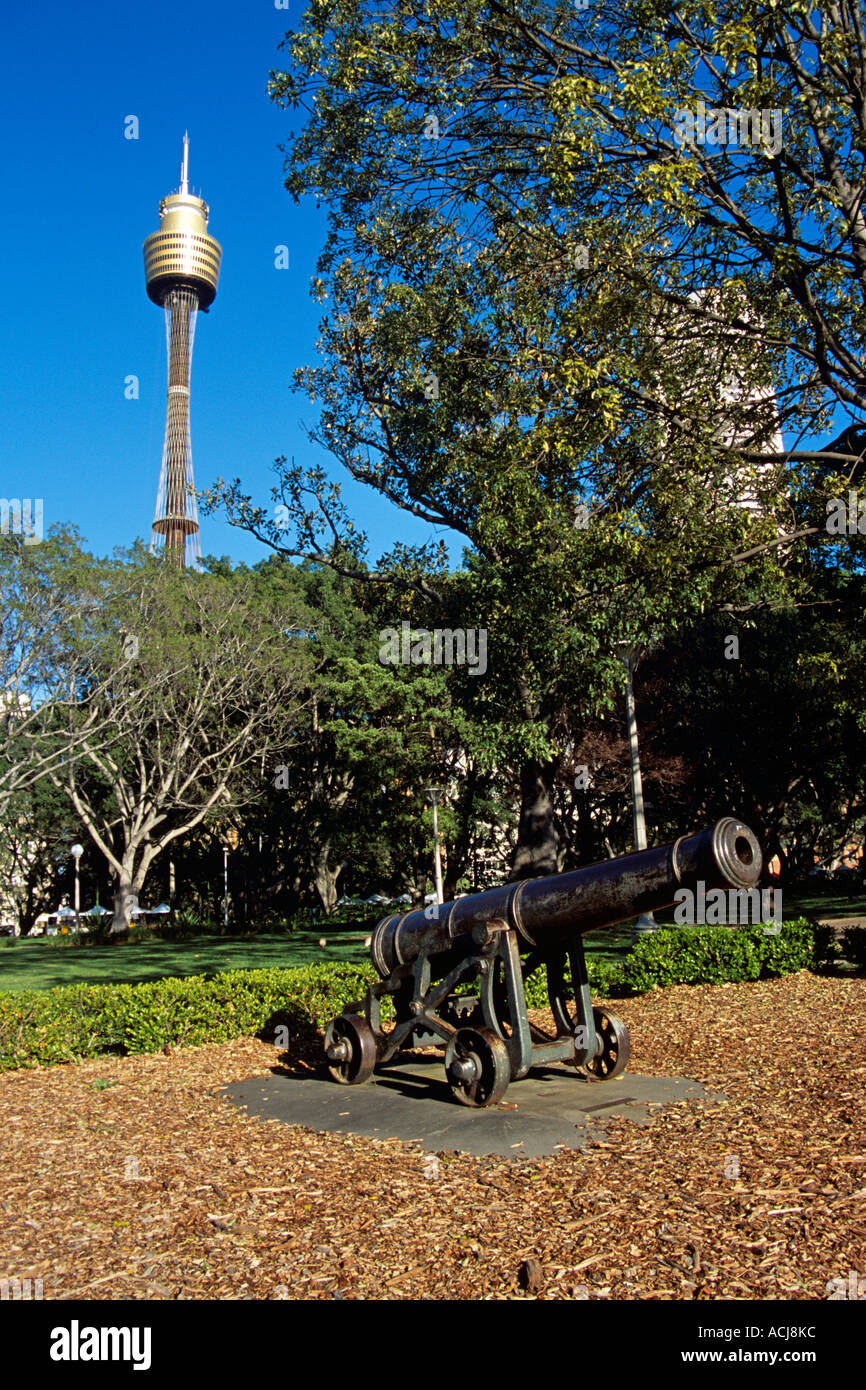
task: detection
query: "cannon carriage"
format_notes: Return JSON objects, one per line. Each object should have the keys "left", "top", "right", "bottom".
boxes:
{"left": 324, "top": 818, "right": 762, "bottom": 1107}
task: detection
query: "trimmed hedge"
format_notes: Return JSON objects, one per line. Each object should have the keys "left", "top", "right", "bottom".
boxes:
{"left": 0, "top": 963, "right": 372, "bottom": 1072}
{"left": 611, "top": 918, "right": 829, "bottom": 994}
{"left": 0, "top": 920, "right": 836, "bottom": 1072}
{"left": 522, "top": 954, "right": 618, "bottom": 1007}
{"left": 521, "top": 918, "right": 827, "bottom": 1003}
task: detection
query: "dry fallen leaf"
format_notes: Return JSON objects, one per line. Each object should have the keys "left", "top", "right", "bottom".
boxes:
{"left": 0, "top": 972, "right": 862, "bottom": 1301}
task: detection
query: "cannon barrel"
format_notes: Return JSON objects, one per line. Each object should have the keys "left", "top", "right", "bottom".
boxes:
{"left": 372, "top": 817, "right": 762, "bottom": 977}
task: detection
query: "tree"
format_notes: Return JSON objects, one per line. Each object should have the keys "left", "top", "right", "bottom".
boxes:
{"left": 639, "top": 579, "right": 866, "bottom": 878}
{"left": 0, "top": 529, "right": 161, "bottom": 821}
{"left": 208, "top": 0, "right": 828, "bottom": 875}
{"left": 272, "top": 0, "right": 866, "bottom": 457}
{"left": 0, "top": 779, "right": 79, "bottom": 934}
{"left": 250, "top": 558, "right": 490, "bottom": 911}
{"left": 50, "top": 554, "right": 317, "bottom": 935}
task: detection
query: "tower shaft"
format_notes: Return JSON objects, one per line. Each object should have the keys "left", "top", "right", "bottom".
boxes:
{"left": 152, "top": 289, "right": 201, "bottom": 566}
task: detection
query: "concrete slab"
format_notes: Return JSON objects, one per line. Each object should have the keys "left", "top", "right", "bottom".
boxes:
{"left": 221, "top": 1055, "right": 725, "bottom": 1159}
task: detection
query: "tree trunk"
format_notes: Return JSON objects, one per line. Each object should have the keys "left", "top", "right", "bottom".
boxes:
{"left": 110, "top": 870, "right": 138, "bottom": 938}
{"left": 573, "top": 784, "right": 603, "bottom": 867}
{"left": 508, "top": 757, "right": 561, "bottom": 881}
{"left": 313, "top": 843, "right": 343, "bottom": 915}
{"left": 443, "top": 765, "right": 477, "bottom": 900}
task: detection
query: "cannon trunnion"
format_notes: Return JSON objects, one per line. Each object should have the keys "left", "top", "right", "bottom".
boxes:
{"left": 324, "top": 818, "right": 762, "bottom": 1107}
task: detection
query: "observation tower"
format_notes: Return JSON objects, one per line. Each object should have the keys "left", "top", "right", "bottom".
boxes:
{"left": 143, "top": 134, "right": 221, "bottom": 567}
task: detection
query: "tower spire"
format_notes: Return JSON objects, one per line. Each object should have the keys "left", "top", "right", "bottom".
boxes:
{"left": 180, "top": 131, "right": 189, "bottom": 196}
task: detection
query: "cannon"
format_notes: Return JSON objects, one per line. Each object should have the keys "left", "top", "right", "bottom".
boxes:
{"left": 324, "top": 817, "right": 762, "bottom": 1107}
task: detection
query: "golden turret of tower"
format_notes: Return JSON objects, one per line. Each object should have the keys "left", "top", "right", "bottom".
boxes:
{"left": 143, "top": 150, "right": 221, "bottom": 310}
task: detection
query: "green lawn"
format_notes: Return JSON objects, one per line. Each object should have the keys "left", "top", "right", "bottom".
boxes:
{"left": 0, "top": 923, "right": 636, "bottom": 994}
{"left": 780, "top": 885, "right": 866, "bottom": 919}
{"left": 1, "top": 883, "right": 860, "bottom": 995}
{"left": 0, "top": 931, "right": 372, "bottom": 994}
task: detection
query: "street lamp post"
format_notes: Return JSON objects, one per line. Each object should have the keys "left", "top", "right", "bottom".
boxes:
{"left": 223, "top": 846, "right": 229, "bottom": 929}
{"left": 70, "top": 844, "right": 84, "bottom": 933}
{"left": 222, "top": 822, "right": 239, "bottom": 934}
{"left": 422, "top": 787, "right": 445, "bottom": 905}
{"left": 614, "top": 643, "right": 657, "bottom": 940}
{"left": 223, "top": 827, "right": 239, "bottom": 930}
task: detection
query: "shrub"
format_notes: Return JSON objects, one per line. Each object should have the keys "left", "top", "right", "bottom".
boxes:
{"left": 44, "top": 929, "right": 101, "bottom": 949}
{"left": 616, "top": 918, "right": 821, "bottom": 994}
{"left": 0, "top": 963, "right": 375, "bottom": 1072}
{"left": 522, "top": 954, "right": 619, "bottom": 1006}
{"left": 525, "top": 920, "right": 826, "bottom": 999}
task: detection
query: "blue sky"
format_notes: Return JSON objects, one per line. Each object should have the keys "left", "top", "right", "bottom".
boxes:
{"left": 0, "top": 0, "right": 449, "bottom": 568}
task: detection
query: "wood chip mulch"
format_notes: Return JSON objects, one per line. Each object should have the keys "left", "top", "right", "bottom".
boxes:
{"left": 0, "top": 971, "right": 863, "bottom": 1300}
